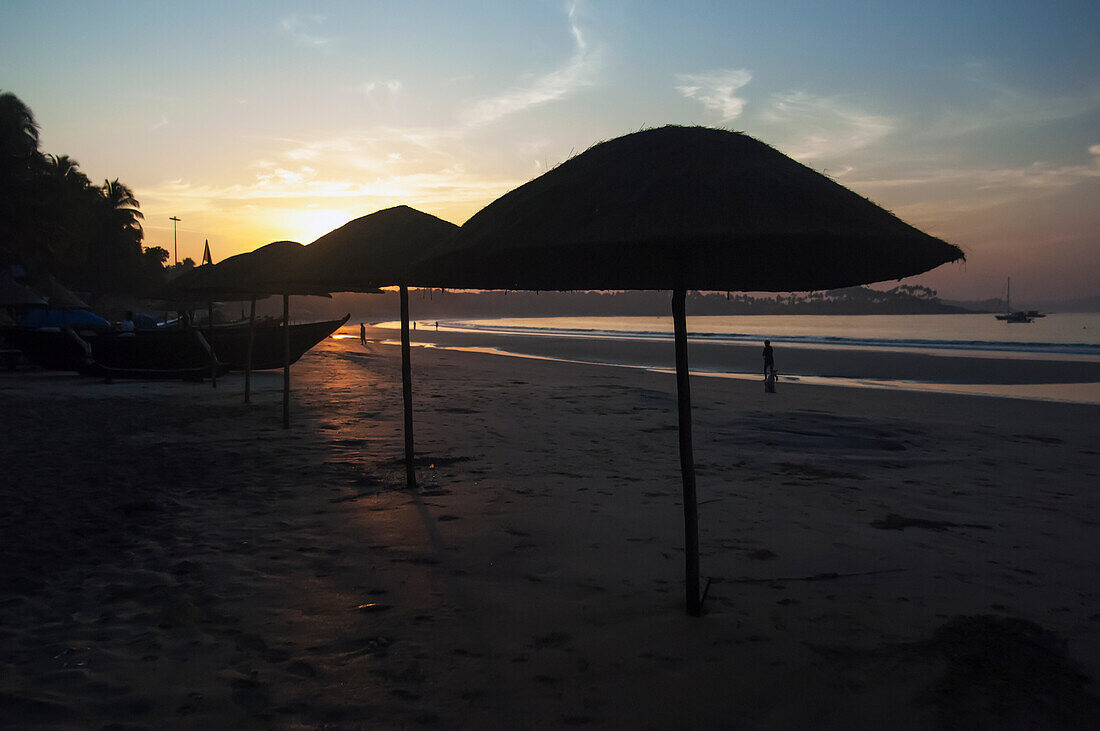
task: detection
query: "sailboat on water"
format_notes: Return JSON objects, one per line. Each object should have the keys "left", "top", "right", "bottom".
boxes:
{"left": 995, "top": 278, "right": 1034, "bottom": 322}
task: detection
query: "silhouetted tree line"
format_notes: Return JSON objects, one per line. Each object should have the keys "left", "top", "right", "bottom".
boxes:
{"left": 304, "top": 284, "right": 969, "bottom": 322}
{"left": 0, "top": 91, "right": 166, "bottom": 296}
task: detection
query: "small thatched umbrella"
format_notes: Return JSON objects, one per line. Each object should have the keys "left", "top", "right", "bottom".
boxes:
{"left": 412, "top": 125, "right": 964, "bottom": 615}
{"left": 0, "top": 270, "right": 45, "bottom": 306}
{"left": 183, "top": 241, "right": 332, "bottom": 427}
{"left": 295, "top": 205, "right": 460, "bottom": 488}
{"left": 30, "top": 274, "right": 88, "bottom": 310}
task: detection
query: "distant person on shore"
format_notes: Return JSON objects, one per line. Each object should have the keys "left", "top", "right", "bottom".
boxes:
{"left": 763, "top": 340, "right": 777, "bottom": 393}
{"left": 435, "top": 321, "right": 439, "bottom": 331}
{"left": 762, "top": 340, "right": 775, "bottom": 378}
{"left": 360, "top": 322, "right": 366, "bottom": 345}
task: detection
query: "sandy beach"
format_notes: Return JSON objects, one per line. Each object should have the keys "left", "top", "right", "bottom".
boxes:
{"left": 2, "top": 325, "right": 1098, "bottom": 728}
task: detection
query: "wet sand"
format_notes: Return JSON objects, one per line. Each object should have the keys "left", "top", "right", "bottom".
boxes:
{"left": 1, "top": 326, "right": 1098, "bottom": 728}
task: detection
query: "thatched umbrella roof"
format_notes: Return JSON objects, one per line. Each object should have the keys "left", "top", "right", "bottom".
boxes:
{"left": 30, "top": 274, "right": 88, "bottom": 309}
{"left": 300, "top": 205, "right": 459, "bottom": 292}
{"left": 157, "top": 265, "right": 215, "bottom": 305}
{"left": 413, "top": 126, "right": 963, "bottom": 290}
{"left": 182, "top": 241, "right": 333, "bottom": 299}
{"left": 0, "top": 270, "right": 45, "bottom": 306}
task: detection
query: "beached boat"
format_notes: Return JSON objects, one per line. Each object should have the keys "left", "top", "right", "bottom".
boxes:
{"left": 4, "top": 314, "right": 348, "bottom": 375}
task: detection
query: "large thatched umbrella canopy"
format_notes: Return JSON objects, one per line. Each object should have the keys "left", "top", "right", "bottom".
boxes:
{"left": 412, "top": 125, "right": 964, "bottom": 616}
{"left": 413, "top": 125, "right": 962, "bottom": 290}
{"left": 301, "top": 205, "right": 459, "bottom": 290}
{"left": 294, "top": 205, "right": 460, "bottom": 489}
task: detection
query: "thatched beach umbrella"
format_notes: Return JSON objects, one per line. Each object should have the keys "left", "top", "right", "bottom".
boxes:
{"left": 412, "top": 125, "right": 965, "bottom": 615}
{"left": 183, "top": 241, "right": 332, "bottom": 426}
{"left": 297, "top": 205, "right": 460, "bottom": 488}
{"left": 0, "top": 270, "right": 45, "bottom": 306}
{"left": 30, "top": 274, "right": 88, "bottom": 310}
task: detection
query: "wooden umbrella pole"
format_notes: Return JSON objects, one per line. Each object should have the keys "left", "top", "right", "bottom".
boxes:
{"left": 244, "top": 296, "right": 256, "bottom": 404}
{"left": 672, "top": 288, "right": 701, "bottom": 616}
{"left": 399, "top": 285, "right": 417, "bottom": 489}
{"left": 282, "top": 294, "right": 290, "bottom": 429}
{"left": 208, "top": 300, "right": 217, "bottom": 388}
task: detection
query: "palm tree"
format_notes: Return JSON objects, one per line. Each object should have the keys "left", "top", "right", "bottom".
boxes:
{"left": 84, "top": 178, "right": 146, "bottom": 293}
{"left": 0, "top": 91, "right": 40, "bottom": 171}
{"left": 101, "top": 178, "right": 144, "bottom": 239}
{"left": 0, "top": 92, "right": 47, "bottom": 267}
{"left": 40, "top": 154, "right": 97, "bottom": 268}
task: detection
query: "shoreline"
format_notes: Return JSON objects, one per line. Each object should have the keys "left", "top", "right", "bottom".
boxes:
{"left": 359, "top": 323, "right": 1100, "bottom": 405}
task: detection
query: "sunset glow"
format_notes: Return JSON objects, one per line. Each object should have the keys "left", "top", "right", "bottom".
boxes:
{"left": 3, "top": 1, "right": 1097, "bottom": 299}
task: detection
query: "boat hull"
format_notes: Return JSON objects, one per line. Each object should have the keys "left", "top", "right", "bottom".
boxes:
{"left": 3, "top": 315, "right": 347, "bottom": 374}
{"left": 209, "top": 315, "right": 348, "bottom": 370}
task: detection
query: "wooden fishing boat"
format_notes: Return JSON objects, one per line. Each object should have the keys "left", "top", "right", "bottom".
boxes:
{"left": 4, "top": 314, "right": 348, "bottom": 376}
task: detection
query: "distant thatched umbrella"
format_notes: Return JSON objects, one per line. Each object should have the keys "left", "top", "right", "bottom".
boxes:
{"left": 180, "top": 241, "right": 333, "bottom": 426}
{"left": 298, "top": 206, "right": 460, "bottom": 488}
{"left": 303, "top": 205, "right": 459, "bottom": 291}
{"left": 0, "top": 270, "right": 45, "bottom": 306}
{"left": 413, "top": 126, "right": 965, "bottom": 615}
{"left": 30, "top": 274, "right": 88, "bottom": 309}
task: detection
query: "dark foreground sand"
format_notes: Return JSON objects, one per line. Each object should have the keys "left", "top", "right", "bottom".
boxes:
{"left": 1, "top": 327, "right": 1098, "bottom": 728}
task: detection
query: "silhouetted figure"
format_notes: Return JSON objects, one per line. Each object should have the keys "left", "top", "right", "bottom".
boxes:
{"left": 434, "top": 321, "right": 439, "bottom": 331}
{"left": 360, "top": 322, "right": 366, "bottom": 345}
{"left": 762, "top": 340, "right": 775, "bottom": 377}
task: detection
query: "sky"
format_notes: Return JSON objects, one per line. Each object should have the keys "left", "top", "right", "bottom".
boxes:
{"left": 2, "top": 0, "right": 1098, "bottom": 302}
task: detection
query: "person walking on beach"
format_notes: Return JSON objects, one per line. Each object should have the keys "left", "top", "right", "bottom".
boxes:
{"left": 762, "top": 340, "right": 775, "bottom": 378}
{"left": 359, "top": 322, "right": 366, "bottom": 345}
{"left": 762, "top": 339, "right": 777, "bottom": 393}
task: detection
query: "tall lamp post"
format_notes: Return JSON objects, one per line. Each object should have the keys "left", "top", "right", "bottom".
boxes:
{"left": 170, "top": 216, "right": 181, "bottom": 265}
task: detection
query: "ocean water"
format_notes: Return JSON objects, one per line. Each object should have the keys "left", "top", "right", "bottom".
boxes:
{"left": 356, "top": 313, "right": 1100, "bottom": 404}
{"left": 440, "top": 313, "right": 1100, "bottom": 359}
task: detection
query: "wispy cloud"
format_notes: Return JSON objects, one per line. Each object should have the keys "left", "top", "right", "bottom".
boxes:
{"left": 458, "top": 1, "right": 598, "bottom": 128}
{"left": 149, "top": 115, "right": 169, "bottom": 132}
{"left": 843, "top": 144, "right": 1100, "bottom": 228}
{"left": 362, "top": 80, "right": 402, "bottom": 96}
{"left": 850, "top": 150, "right": 1100, "bottom": 192}
{"left": 918, "top": 68, "right": 1100, "bottom": 140}
{"left": 279, "top": 14, "right": 333, "bottom": 48}
{"left": 758, "top": 91, "right": 894, "bottom": 161}
{"left": 676, "top": 69, "right": 752, "bottom": 122}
